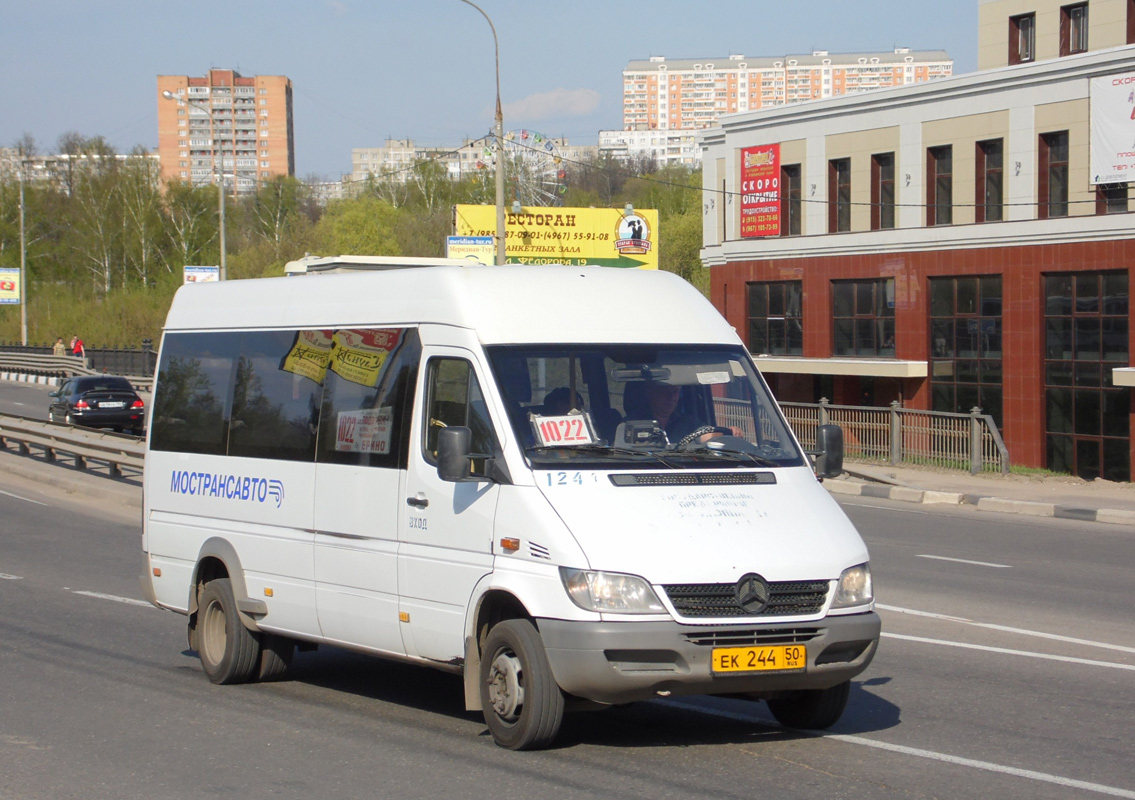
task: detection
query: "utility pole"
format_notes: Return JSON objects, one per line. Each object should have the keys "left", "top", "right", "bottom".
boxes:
{"left": 18, "top": 162, "right": 27, "bottom": 345}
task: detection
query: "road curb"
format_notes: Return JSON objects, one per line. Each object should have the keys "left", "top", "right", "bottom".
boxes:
{"left": 0, "top": 371, "right": 60, "bottom": 386}
{"left": 826, "top": 476, "right": 1134, "bottom": 526}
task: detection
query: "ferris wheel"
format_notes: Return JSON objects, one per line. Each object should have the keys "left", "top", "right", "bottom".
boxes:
{"left": 500, "top": 129, "right": 567, "bottom": 207}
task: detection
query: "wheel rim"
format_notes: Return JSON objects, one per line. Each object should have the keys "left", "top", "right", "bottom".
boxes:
{"left": 200, "top": 596, "right": 227, "bottom": 666}
{"left": 486, "top": 649, "right": 524, "bottom": 722}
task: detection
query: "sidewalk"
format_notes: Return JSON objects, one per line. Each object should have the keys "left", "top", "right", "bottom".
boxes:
{"left": 828, "top": 460, "right": 1135, "bottom": 527}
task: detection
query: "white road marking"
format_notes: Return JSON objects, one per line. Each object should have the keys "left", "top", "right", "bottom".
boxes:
{"left": 0, "top": 489, "right": 47, "bottom": 506}
{"left": 883, "top": 632, "right": 1135, "bottom": 671}
{"left": 71, "top": 590, "right": 154, "bottom": 608}
{"left": 661, "top": 699, "right": 1135, "bottom": 799}
{"left": 915, "top": 554, "right": 1011, "bottom": 568}
{"left": 878, "top": 603, "right": 1135, "bottom": 654}
{"left": 0, "top": 573, "right": 24, "bottom": 580}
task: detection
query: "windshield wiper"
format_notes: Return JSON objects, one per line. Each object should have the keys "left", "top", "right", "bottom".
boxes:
{"left": 529, "top": 444, "right": 683, "bottom": 468}
{"left": 676, "top": 441, "right": 782, "bottom": 467}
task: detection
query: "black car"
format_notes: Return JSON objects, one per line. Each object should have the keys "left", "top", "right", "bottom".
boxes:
{"left": 48, "top": 375, "right": 146, "bottom": 435}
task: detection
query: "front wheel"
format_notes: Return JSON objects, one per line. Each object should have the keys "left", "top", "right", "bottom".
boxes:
{"left": 767, "top": 680, "right": 851, "bottom": 730}
{"left": 479, "top": 619, "right": 564, "bottom": 750}
{"left": 197, "top": 578, "right": 262, "bottom": 685}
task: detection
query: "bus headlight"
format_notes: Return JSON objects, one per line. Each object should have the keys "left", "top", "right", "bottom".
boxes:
{"left": 831, "top": 563, "right": 873, "bottom": 609}
{"left": 560, "top": 568, "right": 666, "bottom": 614}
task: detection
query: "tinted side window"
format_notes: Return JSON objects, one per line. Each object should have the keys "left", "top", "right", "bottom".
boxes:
{"left": 316, "top": 328, "right": 421, "bottom": 469}
{"left": 150, "top": 332, "right": 238, "bottom": 455}
{"left": 228, "top": 330, "right": 322, "bottom": 462}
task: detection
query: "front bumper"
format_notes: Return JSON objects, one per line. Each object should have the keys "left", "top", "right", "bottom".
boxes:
{"left": 537, "top": 611, "right": 880, "bottom": 705}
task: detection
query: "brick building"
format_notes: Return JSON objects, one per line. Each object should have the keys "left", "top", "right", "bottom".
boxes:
{"left": 701, "top": 0, "right": 1134, "bottom": 481}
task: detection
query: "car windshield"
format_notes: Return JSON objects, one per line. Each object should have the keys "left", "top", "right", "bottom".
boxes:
{"left": 486, "top": 344, "right": 805, "bottom": 470}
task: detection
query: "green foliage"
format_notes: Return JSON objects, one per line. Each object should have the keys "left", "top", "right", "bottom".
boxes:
{"left": 2, "top": 139, "right": 711, "bottom": 346}
{"left": 314, "top": 195, "right": 400, "bottom": 255}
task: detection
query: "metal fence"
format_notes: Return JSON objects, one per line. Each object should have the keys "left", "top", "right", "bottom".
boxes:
{"left": 0, "top": 340, "right": 157, "bottom": 377}
{"left": 778, "top": 399, "right": 1009, "bottom": 475}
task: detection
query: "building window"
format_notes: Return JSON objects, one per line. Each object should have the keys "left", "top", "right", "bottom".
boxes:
{"left": 1129, "top": 0, "right": 1135, "bottom": 43}
{"left": 829, "top": 158, "right": 851, "bottom": 232}
{"left": 781, "top": 163, "right": 802, "bottom": 236}
{"left": 930, "top": 276, "right": 1003, "bottom": 427}
{"left": 871, "top": 152, "right": 895, "bottom": 230}
{"left": 747, "top": 281, "right": 803, "bottom": 355}
{"left": 1009, "top": 13, "right": 1036, "bottom": 64}
{"left": 927, "top": 146, "right": 953, "bottom": 226}
{"left": 1096, "top": 183, "right": 1128, "bottom": 214}
{"left": 1060, "top": 3, "right": 1089, "bottom": 56}
{"left": 1044, "top": 272, "right": 1130, "bottom": 481}
{"left": 976, "top": 139, "right": 1004, "bottom": 223}
{"left": 832, "top": 278, "right": 895, "bottom": 357}
{"left": 1039, "top": 132, "right": 1069, "bottom": 219}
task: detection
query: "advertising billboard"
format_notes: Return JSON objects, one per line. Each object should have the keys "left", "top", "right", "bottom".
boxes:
{"left": 445, "top": 235, "right": 495, "bottom": 264}
{"left": 740, "top": 144, "right": 781, "bottom": 238}
{"left": 1090, "top": 72, "right": 1135, "bottom": 185}
{"left": 184, "top": 265, "right": 219, "bottom": 284}
{"left": 453, "top": 205, "right": 658, "bottom": 268}
{"left": 0, "top": 267, "right": 20, "bottom": 304}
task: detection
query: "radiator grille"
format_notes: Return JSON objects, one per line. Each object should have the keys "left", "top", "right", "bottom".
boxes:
{"left": 663, "top": 580, "right": 829, "bottom": 618}
{"left": 682, "top": 627, "right": 824, "bottom": 647}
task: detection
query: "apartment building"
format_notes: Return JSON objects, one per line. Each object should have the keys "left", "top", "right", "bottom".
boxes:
{"left": 349, "top": 136, "right": 596, "bottom": 185}
{"left": 622, "top": 50, "right": 952, "bottom": 132}
{"left": 156, "top": 70, "right": 294, "bottom": 195}
{"left": 601, "top": 49, "right": 951, "bottom": 165}
{"left": 701, "top": 0, "right": 1135, "bottom": 481}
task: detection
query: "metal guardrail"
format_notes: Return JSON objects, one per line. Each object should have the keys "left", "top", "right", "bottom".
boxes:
{"left": 0, "top": 412, "right": 144, "bottom": 477}
{"left": 0, "top": 353, "right": 153, "bottom": 391}
{"left": 779, "top": 399, "right": 1010, "bottom": 475}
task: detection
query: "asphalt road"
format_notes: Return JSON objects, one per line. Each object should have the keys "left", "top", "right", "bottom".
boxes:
{"left": 0, "top": 462, "right": 1132, "bottom": 799}
{"left": 0, "top": 380, "right": 55, "bottom": 419}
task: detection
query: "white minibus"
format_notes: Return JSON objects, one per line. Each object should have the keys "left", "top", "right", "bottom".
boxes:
{"left": 140, "top": 256, "right": 879, "bottom": 750}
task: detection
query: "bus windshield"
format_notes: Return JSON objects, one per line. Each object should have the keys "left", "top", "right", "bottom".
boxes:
{"left": 485, "top": 344, "right": 806, "bottom": 470}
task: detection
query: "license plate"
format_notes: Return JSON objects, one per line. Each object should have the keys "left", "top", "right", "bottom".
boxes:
{"left": 711, "top": 644, "right": 806, "bottom": 673}
{"left": 98, "top": 401, "right": 125, "bottom": 409}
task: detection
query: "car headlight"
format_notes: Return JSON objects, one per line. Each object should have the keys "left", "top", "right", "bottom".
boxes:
{"left": 560, "top": 568, "right": 666, "bottom": 614}
{"left": 831, "top": 563, "right": 873, "bottom": 609}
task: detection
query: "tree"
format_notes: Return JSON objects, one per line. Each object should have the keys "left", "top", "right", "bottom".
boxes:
{"left": 248, "top": 176, "right": 310, "bottom": 261}
{"left": 120, "top": 149, "right": 166, "bottom": 287}
{"left": 70, "top": 158, "right": 123, "bottom": 293}
{"left": 314, "top": 195, "right": 400, "bottom": 256}
{"left": 163, "top": 181, "right": 217, "bottom": 273}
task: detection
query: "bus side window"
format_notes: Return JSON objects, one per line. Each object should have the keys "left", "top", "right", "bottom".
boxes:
{"left": 423, "top": 357, "right": 497, "bottom": 474}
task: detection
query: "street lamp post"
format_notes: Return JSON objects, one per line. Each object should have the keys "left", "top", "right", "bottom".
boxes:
{"left": 460, "top": 0, "right": 506, "bottom": 266}
{"left": 162, "top": 89, "right": 227, "bottom": 280}
{"left": 18, "top": 161, "right": 27, "bottom": 345}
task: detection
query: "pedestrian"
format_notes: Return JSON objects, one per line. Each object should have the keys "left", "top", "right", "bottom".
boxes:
{"left": 52, "top": 337, "right": 66, "bottom": 357}
{"left": 70, "top": 335, "right": 85, "bottom": 358}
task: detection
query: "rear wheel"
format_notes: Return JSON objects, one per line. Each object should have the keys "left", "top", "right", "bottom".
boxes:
{"left": 197, "top": 578, "right": 261, "bottom": 685}
{"left": 767, "top": 680, "right": 851, "bottom": 730}
{"left": 479, "top": 619, "right": 564, "bottom": 750}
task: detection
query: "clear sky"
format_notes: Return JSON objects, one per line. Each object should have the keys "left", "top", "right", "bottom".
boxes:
{"left": 0, "top": 0, "right": 978, "bottom": 181}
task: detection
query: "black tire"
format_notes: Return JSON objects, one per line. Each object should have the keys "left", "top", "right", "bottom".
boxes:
{"left": 767, "top": 680, "right": 851, "bottom": 730}
{"left": 257, "top": 634, "right": 294, "bottom": 681}
{"left": 197, "top": 578, "right": 262, "bottom": 685}
{"left": 479, "top": 619, "right": 564, "bottom": 750}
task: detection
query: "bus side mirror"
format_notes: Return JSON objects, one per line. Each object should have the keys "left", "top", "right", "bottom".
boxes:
{"left": 813, "top": 424, "right": 844, "bottom": 479}
{"left": 437, "top": 426, "right": 473, "bottom": 482}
